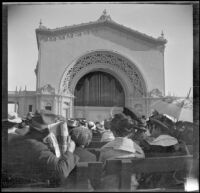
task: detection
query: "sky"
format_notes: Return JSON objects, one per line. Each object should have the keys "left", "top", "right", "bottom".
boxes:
{"left": 7, "top": 2, "right": 193, "bottom": 97}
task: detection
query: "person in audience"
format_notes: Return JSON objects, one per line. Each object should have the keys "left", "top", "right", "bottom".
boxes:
{"left": 140, "top": 117, "right": 179, "bottom": 155}
{"left": 138, "top": 117, "right": 189, "bottom": 189}
{"left": 6, "top": 111, "right": 79, "bottom": 188}
{"left": 99, "top": 113, "right": 145, "bottom": 162}
{"left": 100, "top": 118, "right": 115, "bottom": 142}
{"left": 6, "top": 112, "right": 22, "bottom": 134}
{"left": 88, "top": 121, "right": 96, "bottom": 131}
{"left": 95, "top": 121, "right": 105, "bottom": 134}
{"left": 70, "top": 126, "right": 97, "bottom": 162}
{"left": 97, "top": 113, "right": 145, "bottom": 191}
{"left": 4, "top": 112, "right": 30, "bottom": 143}
{"left": 25, "top": 112, "right": 34, "bottom": 124}
{"left": 67, "top": 119, "right": 79, "bottom": 132}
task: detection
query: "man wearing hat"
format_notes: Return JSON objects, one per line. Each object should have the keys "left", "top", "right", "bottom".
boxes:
{"left": 138, "top": 117, "right": 189, "bottom": 189}
{"left": 140, "top": 117, "right": 178, "bottom": 155}
{"left": 6, "top": 110, "right": 79, "bottom": 188}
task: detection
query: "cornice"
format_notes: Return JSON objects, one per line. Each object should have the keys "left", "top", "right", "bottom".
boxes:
{"left": 35, "top": 19, "right": 167, "bottom": 49}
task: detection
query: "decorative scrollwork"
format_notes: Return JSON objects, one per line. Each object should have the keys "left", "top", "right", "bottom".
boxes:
{"left": 61, "top": 51, "right": 146, "bottom": 97}
{"left": 38, "top": 84, "right": 55, "bottom": 94}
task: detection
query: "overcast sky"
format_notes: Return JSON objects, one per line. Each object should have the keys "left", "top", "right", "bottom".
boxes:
{"left": 7, "top": 2, "right": 193, "bottom": 97}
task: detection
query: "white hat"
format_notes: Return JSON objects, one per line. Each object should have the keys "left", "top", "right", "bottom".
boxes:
{"left": 8, "top": 112, "right": 22, "bottom": 123}
{"left": 88, "top": 121, "right": 96, "bottom": 130}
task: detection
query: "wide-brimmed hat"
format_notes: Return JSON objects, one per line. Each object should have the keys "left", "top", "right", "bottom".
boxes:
{"left": 7, "top": 112, "right": 22, "bottom": 124}
{"left": 149, "top": 118, "right": 169, "bottom": 130}
{"left": 30, "top": 110, "right": 59, "bottom": 132}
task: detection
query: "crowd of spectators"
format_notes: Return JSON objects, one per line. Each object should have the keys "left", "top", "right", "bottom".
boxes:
{"left": 2, "top": 108, "right": 194, "bottom": 190}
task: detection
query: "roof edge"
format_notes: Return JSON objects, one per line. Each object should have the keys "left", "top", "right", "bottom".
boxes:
{"left": 35, "top": 19, "right": 167, "bottom": 45}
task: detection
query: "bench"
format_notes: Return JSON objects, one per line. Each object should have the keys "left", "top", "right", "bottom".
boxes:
{"left": 63, "top": 154, "right": 193, "bottom": 191}
{"left": 2, "top": 155, "right": 193, "bottom": 192}
{"left": 87, "top": 141, "right": 108, "bottom": 148}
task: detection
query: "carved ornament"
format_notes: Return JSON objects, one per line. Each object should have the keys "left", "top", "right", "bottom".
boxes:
{"left": 60, "top": 51, "right": 146, "bottom": 97}
{"left": 37, "top": 84, "right": 55, "bottom": 94}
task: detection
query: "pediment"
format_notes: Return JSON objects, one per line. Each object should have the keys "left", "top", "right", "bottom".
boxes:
{"left": 36, "top": 15, "right": 167, "bottom": 49}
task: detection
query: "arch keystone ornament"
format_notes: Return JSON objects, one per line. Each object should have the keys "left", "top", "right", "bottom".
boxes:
{"left": 59, "top": 51, "right": 147, "bottom": 99}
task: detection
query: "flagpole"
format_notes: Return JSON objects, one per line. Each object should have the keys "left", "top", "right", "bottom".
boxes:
{"left": 177, "top": 87, "right": 192, "bottom": 122}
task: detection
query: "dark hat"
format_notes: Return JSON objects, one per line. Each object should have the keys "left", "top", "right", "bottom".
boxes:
{"left": 149, "top": 118, "right": 169, "bottom": 130}
{"left": 30, "top": 110, "right": 58, "bottom": 132}
{"left": 70, "top": 126, "right": 92, "bottom": 147}
{"left": 67, "top": 119, "right": 79, "bottom": 128}
{"left": 110, "top": 113, "right": 135, "bottom": 136}
{"left": 136, "top": 125, "right": 147, "bottom": 132}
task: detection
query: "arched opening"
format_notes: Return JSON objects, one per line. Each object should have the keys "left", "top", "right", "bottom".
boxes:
{"left": 74, "top": 71, "right": 125, "bottom": 107}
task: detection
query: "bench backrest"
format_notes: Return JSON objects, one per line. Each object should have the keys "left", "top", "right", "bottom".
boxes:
{"left": 87, "top": 141, "right": 108, "bottom": 148}
{"left": 3, "top": 155, "right": 193, "bottom": 191}
{"left": 65, "top": 155, "right": 193, "bottom": 191}
{"left": 105, "top": 155, "right": 193, "bottom": 190}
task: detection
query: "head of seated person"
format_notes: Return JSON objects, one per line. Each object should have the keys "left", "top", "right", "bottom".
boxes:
{"left": 104, "top": 118, "right": 112, "bottom": 130}
{"left": 67, "top": 119, "right": 79, "bottom": 131}
{"left": 145, "top": 118, "right": 179, "bottom": 153}
{"left": 110, "top": 113, "right": 135, "bottom": 138}
{"left": 95, "top": 121, "right": 105, "bottom": 133}
{"left": 148, "top": 118, "right": 170, "bottom": 138}
{"left": 70, "top": 126, "right": 92, "bottom": 148}
{"left": 88, "top": 121, "right": 96, "bottom": 131}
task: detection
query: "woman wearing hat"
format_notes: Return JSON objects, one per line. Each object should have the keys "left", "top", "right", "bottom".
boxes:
{"left": 99, "top": 113, "right": 145, "bottom": 162}
{"left": 6, "top": 111, "right": 79, "bottom": 188}
{"left": 97, "top": 113, "right": 145, "bottom": 191}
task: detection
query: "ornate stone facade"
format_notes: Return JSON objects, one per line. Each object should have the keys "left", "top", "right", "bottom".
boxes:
{"left": 8, "top": 11, "right": 166, "bottom": 120}
{"left": 60, "top": 51, "right": 146, "bottom": 98}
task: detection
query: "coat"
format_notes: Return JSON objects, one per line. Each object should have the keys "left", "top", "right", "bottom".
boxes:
{"left": 97, "top": 137, "right": 145, "bottom": 191}
{"left": 99, "top": 137, "right": 145, "bottom": 162}
{"left": 6, "top": 133, "right": 79, "bottom": 187}
{"left": 74, "top": 147, "right": 97, "bottom": 162}
{"left": 100, "top": 130, "right": 115, "bottom": 142}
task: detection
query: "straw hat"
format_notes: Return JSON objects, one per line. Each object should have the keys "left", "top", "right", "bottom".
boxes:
{"left": 7, "top": 112, "right": 22, "bottom": 124}
{"left": 30, "top": 110, "right": 58, "bottom": 132}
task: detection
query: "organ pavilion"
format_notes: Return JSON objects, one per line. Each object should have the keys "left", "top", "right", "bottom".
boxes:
{"left": 9, "top": 10, "right": 167, "bottom": 121}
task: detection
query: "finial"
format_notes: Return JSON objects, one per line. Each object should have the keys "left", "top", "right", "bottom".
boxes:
{"left": 98, "top": 9, "right": 111, "bottom": 21}
{"left": 39, "top": 19, "right": 42, "bottom": 26}
{"left": 161, "top": 30, "right": 164, "bottom": 38}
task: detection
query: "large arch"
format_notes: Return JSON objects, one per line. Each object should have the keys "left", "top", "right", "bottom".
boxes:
{"left": 59, "top": 50, "right": 148, "bottom": 119}
{"left": 59, "top": 50, "right": 147, "bottom": 97}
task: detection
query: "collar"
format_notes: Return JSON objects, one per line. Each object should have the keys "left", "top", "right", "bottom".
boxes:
{"left": 147, "top": 134, "right": 178, "bottom": 146}
{"left": 101, "top": 137, "right": 138, "bottom": 153}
